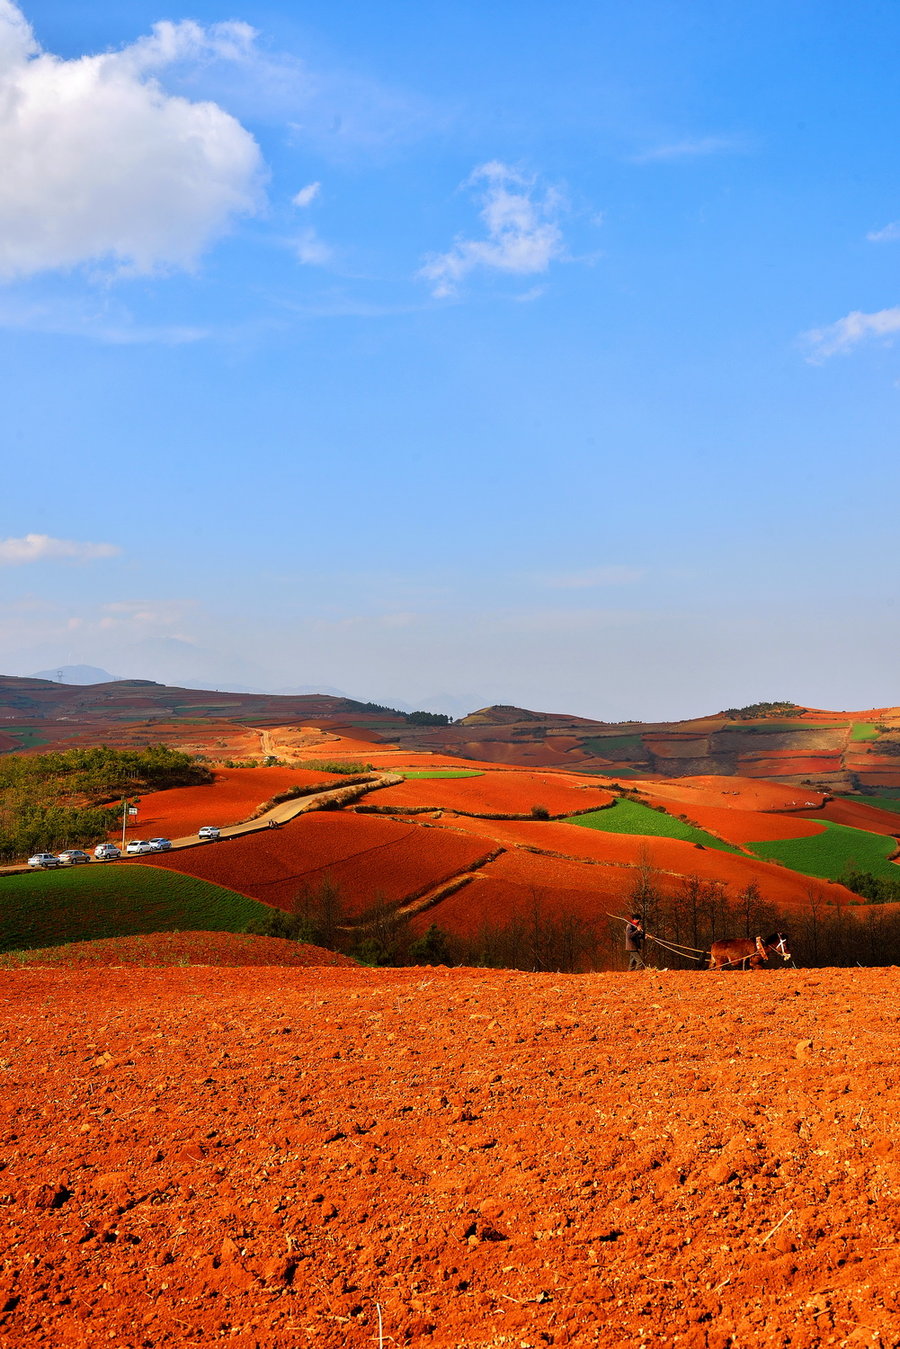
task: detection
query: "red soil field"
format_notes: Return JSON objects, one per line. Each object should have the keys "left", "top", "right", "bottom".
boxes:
{"left": 637, "top": 794, "right": 826, "bottom": 846}
{"left": 738, "top": 756, "right": 844, "bottom": 778}
{"left": 633, "top": 775, "right": 826, "bottom": 812}
{"left": 372, "top": 770, "right": 614, "bottom": 816}
{"left": 1, "top": 965, "right": 896, "bottom": 1348}
{"left": 797, "top": 798, "right": 900, "bottom": 837}
{"left": 145, "top": 813, "right": 493, "bottom": 915}
{"left": 122, "top": 767, "right": 350, "bottom": 839}
{"left": 424, "top": 816, "right": 857, "bottom": 910}
{"left": 0, "top": 932, "right": 354, "bottom": 969}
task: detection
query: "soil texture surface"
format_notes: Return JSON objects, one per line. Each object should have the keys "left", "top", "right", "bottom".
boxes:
{"left": 0, "top": 966, "right": 897, "bottom": 1348}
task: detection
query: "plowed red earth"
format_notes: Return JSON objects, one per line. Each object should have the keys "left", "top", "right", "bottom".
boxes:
{"left": 373, "top": 771, "right": 613, "bottom": 816}
{"left": 121, "top": 768, "right": 345, "bottom": 839}
{"left": 0, "top": 933, "right": 354, "bottom": 969}
{"left": 637, "top": 796, "right": 826, "bottom": 846}
{"left": 739, "top": 757, "right": 842, "bottom": 778}
{"left": 0, "top": 966, "right": 897, "bottom": 1348}
{"left": 144, "top": 815, "right": 493, "bottom": 915}
{"left": 425, "top": 818, "right": 858, "bottom": 910}
{"left": 633, "top": 777, "right": 826, "bottom": 812}
{"left": 796, "top": 799, "right": 900, "bottom": 837}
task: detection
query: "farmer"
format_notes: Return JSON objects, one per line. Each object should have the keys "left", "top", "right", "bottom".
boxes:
{"left": 625, "top": 914, "right": 646, "bottom": 971}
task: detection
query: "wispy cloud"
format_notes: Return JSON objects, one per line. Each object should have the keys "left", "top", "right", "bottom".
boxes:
{"left": 803, "top": 306, "right": 900, "bottom": 362}
{"left": 293, "top": 227, "right": 333, "bottom": 266}
{"left": 631, "top": 135, "right": 744, "bottom": 164}
{"left": 536, "top": 565, "right": 645, "bottom": 590}
{"left": 420, "top": 162, "right": 566, "bottom": 298}
{"left": 0, "top": 534, "right": 121, "bottom": 565}
{"left": 292, "top": 182, "right": 321, "bottom": 208}
{"left": 866, "top": 222, "right": 900, "bottom": 243}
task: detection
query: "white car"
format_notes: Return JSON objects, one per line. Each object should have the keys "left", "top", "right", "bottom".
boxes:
{"left": 148, "top": 838, "right": 172, "bottom": 852}
{"left": 94, "top": 843, "right": 121, "bottom": 861}
{"left": 28, "top": 853, "right": 61, "bottom": 869}
{"left": 58, "top": 849, "right": 91, "bottom": 865}
{"left": 125, "top": 840, "right": 154, "bottom": 855}
{"left": 198, "top": 826, "right": 221, "bottom": 841}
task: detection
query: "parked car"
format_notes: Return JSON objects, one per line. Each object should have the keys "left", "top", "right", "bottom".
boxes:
{"left": 125, "top": 840, "right": 154, "bottom": 855}
{"left": 58, "top": 849, "right": 91, "bottom": 865}
{"left": 198, "top": 826, "right": 221, "bottom": 841}
{"left": 94, "top": 843, "right": 121, "bottom": 861}
{"left": 148, "top": 837, "right": 172, "bottom": 852}
{"left": 28, "top": 853, "right": 61, "bottom": 869}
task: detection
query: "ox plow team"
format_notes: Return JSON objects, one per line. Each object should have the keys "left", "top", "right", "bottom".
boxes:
{"left": 620, "top": 913, "right": 793, "bottom": 971}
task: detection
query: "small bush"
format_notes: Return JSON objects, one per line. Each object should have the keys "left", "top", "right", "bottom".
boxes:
{"left": 530, "top": 804, "right": 551, "bottom": 821}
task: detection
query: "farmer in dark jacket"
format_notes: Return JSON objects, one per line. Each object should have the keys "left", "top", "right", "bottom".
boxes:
{"left": 625, "top": 914, "right": 645, "bottom": 970}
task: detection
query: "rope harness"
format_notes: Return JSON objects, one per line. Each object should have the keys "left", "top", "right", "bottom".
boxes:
{"left": 607, "top": 914, "right": 792, "bottom": 969}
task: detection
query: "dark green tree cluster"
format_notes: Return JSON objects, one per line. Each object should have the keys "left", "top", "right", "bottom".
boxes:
{"left": 719, "top": 701, "right": 800, "bottom": 720}
{"left": 0, "top": 744, "right": 212, "bottom": 862}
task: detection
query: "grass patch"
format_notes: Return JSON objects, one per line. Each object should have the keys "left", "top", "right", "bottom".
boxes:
{"left": 568, "top": 798, "right": 739, "bottom": 853}
{"left": 399, "top": 769, "right": 484, "bottom": 780}
{"left": 838, "top": 793, "right": 900, "bottom": 814}
{"left": 851, "top": 723, "right": 881, "bottom": 742}
{"left": 0, "top": 864, "right": 275, "bottom": 954}
{"left": 581, "top": 734, "right": 646, "bottom": 758}
{"left": 721, "top": 722, "right": 848, "bottom": 734}
{"left": 0, "top": 726, "right": 49, "bottom": 751}
{"left": 748, "top": 820, "right": 900, "bottom": 883}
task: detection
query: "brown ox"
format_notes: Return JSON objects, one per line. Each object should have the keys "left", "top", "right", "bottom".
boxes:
{"left": 709, "top": 932, "right": 791, "bottom": 971}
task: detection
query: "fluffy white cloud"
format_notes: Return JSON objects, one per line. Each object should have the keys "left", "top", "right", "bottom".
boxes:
{"left": 0, "top": 2, "right": 265, "bottom": 279}
{"left": 293, "top": 182, "right": 321, "bottom": 208}
{"left": 420, "top": 162, "right": 564, "bottom": 297}
{"left": 0, "top": 533, "right": 120, "bottom": 564}
{"left": 804, "top": 306, "right": 900, "bottom": 361}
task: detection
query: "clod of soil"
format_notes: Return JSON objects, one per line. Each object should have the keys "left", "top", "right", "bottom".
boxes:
{"left": 0, "top": 966, "right": 896, "bottom": 1347}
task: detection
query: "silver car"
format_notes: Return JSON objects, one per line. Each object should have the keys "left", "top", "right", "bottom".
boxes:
{"left": 28, "top": 853, "right": 61, "bottom": 869}
{"left": 125, "top": 840, "right": 154, "bottom": 856}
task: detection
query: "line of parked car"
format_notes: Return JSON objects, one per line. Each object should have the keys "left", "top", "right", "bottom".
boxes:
{"left": 28, "top": 839, "right": 173, "bottom": 868}
{"left": 26, "top": 826, "right": 222, "bottom": 869}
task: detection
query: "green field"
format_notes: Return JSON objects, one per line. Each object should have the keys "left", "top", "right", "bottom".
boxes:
{"left": 0, "top": 726, "right": 49, "bottom": 751}
{"left": 838, "top": 793, "right": 900, "bottom": 815}
{"left": 748, "top": 820, "right": 900, "bottom": 882}
{"left": 721, "top": 722, "right": 848, "bottom": 734}
{"left": 568, "top": 798, "right": 739, "bottom": 853}
{"left": 850, "top": 723, "right": 881, "bottom": 742}
{"left": 582, "top": 734, "right": 646, "bottom": 758}
{"left": 0, "top": 864, "right": 274, "bottom": 954}
{"left": 400, "top": 769, "right": 484, "bottom": 779}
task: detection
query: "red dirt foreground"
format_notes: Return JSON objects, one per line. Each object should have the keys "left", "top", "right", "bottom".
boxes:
{"left": 0, "top": 966, "right": 897, "bottom": 1349}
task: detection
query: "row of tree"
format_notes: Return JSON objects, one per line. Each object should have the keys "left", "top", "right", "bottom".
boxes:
{"left": 245, "top": 859, "right": 900, "bottom": 970}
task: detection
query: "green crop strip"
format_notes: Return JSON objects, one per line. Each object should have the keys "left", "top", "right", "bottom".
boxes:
{"left": 581, "top": 735, "right": 646, "bottom": 757}
{"left": 747, "top": 820, "right": 900, "bottom": 882}
{"left": 568, "top": 798, "right": 739, "bottom": 853}
{"left": 0, "top": 864, "right": 275, "bottom": 954}
{"left": 850, "top": 723, "right": 880, "bottom": 742}
{"left": 399, "top": 770, "right": 484, "bottom": 779}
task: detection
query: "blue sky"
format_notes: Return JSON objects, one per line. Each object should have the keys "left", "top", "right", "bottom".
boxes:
{"left": 1, "top": 0, "right": 899, "bottom": 719}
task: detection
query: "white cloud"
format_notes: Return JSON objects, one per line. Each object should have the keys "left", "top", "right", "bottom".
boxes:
{"left": 804, "top": 306, "right": 900, "bottom": 362}
{"left": 293, "top": 182, "right": 321, "bottom": 208}
{"left": 0, "top": 2, "right": 265, "bottom": 280}
{"left": 0, "top": 533, "right": 120, "bottom": 564}
{"left": 866, "top": 222, "right": 900, "bottom": 243}
{"left": 293, "top": 227, "right": 333, "bottom": 266}
{"left": 420, "top": 162, "right": 565, "bottom": 297}
{"left": 632, "top": 135, "right": 743, "bottom": 163}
